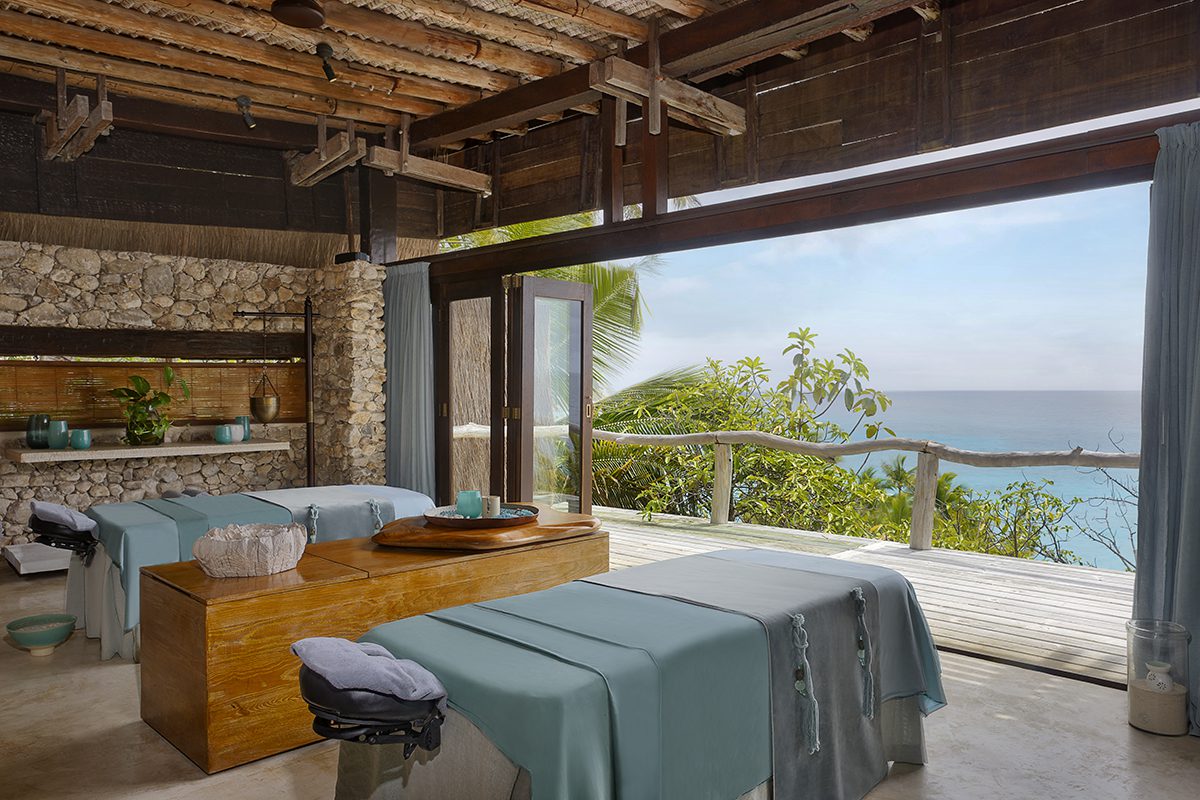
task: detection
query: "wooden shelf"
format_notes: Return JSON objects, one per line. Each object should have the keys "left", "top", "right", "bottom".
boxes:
{"left": 4, "top": 439, "right": 290, "bottom": 464}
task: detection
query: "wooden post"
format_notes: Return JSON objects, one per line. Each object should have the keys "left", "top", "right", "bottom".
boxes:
{"left": 909, "top": 451, "right": 938, "bottom": 550}
{"left": 711, "top": 442, "right": 733, "bottom": 525}
{"left": 599, "top": 95, "right": 625, "bottom": 224}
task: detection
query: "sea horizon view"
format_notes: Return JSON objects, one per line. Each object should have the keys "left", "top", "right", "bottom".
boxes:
{"left": 832, "top": 389, "right": 1140, "bottom": 571}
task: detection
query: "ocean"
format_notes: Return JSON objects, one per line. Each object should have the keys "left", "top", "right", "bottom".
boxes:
{"left": 829, "top": 391, "right": 1141, "bottom": 571}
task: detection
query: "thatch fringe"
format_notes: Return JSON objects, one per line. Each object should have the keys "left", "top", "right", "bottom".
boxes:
{"left": 0, "top": 211, "right": 350, "bottom": 269}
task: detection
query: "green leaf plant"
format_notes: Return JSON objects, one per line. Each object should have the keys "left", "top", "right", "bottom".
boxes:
{"left": 109, "top": 366, "right": 191, "bottom": 446}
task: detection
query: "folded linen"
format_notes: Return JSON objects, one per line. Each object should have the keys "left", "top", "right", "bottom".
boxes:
{"left": 292, "top": 637, "right": 447, "bottom": 712}
{"left": 31, "top": 500, "right": 98, "bottom": 534}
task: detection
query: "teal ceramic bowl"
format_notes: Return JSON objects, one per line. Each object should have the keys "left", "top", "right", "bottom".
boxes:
{"left": 6, "top": 613, "right": 76, "bottom": 656}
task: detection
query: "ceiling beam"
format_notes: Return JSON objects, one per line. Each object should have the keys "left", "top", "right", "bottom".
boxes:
{"left": 407, "top": 110, "right": 1189, "bottom": 281}
{"left": 336, "top": 0, "right": 606, "bottom": 63}
{"left": 0, "top": 27, "right": 409, "bottom": 126}
{"left": 13, "top": 0, "right": 492, "bottom": 100}
{"left": 409, "top": 0, "right": 919, "bottom": 146}
{"left": 647, "top": 0, "right": 722, "bottom": 19}
{"left": 0, "top": 70, "right": 324, "bottom": 148}
{"left": 510, "top": 0, "right": 648, "bottom": 42}
{"left": 110, "top": 0, "right": 514, "bottom": 92}
{"left": 322, "top": 2, "right": 566, "bottom": 78}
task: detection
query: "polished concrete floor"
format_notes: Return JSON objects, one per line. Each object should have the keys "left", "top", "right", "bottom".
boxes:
{"left": 2, "top": 564, "right": 1197, "bottom": 799}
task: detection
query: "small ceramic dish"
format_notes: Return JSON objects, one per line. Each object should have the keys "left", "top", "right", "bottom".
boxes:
{"left": 6, "top": 613, "right": 76, "bottom": 656}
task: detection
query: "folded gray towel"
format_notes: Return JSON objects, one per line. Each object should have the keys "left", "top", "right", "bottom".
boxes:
{"left": 30, "top": 500, "right": 97, "bottom": 533}
{"left": 292, "top": 637, "right": 447, "bottom": 712}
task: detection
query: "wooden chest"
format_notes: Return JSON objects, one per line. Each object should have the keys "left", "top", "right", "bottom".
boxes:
{"left": 140, "top": 529, "right": 609, "bottom": 773}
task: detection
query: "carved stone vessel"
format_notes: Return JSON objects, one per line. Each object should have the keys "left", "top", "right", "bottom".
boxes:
{"left": 193, "top": 522, "right": 307, "bottom": 578}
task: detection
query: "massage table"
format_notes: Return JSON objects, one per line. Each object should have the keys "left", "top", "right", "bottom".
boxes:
{"left": 310, "top": 549, "right": 946, "bottom": 800}
{"left": 64, "top": 484, "right": 434, "bottom": 659}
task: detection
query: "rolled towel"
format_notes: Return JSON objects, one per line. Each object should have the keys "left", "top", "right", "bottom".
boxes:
{"left": 292, "top": 637, "right": 447, "bottom": 712}
{"left": 30, "top": 500, "right": 97, "bottom": 534}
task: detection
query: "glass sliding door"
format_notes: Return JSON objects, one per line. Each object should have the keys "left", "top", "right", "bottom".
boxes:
{"left": 507, "top": 276, "right": 593, "bottom": 512}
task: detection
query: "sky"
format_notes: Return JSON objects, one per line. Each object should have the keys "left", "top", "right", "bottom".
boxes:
{"left": 606, "top": 181, "right": 1151, "bottom": 394}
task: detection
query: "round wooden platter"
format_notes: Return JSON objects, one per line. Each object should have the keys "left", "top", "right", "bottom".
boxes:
{"left": 373, "top": 506, "right": 602, "bottom": 551}
{"left": 423, "top": 503, "right": 540, "bottom": 529}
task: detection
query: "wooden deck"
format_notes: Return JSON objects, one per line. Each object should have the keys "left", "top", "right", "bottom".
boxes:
{"left": 598, "top": 506, "right": 1133, "bottom": 685}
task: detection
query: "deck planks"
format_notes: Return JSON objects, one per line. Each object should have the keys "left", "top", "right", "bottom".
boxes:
{"left": 597, "top": 506, "right": 1133, "bottom": 685}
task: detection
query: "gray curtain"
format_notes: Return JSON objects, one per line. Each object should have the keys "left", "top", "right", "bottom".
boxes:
{"left": 1136, "top": 123, "right": 1200, "bottom": 735}
{"left": 384, "top": 262, "right": 436, "bottom": 498}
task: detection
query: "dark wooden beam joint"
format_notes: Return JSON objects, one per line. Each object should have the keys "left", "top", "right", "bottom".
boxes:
{"left": 640, "top": 100, "right": 670, "bottom": 220}
{"left": 36, "top": 69, "right": 113, "bottom": 162}
{"left": 286, "top": 119, "right": 366, "bottom": 187}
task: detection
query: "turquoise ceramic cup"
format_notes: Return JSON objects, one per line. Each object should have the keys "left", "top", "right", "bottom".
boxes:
{"left": 214, "top": 424, "right": 236, "bottom": 445}
{"left": 456, "top": 490, "right": 483, "bottom": 519}
{"left": 47, "top": 420, "right": 69, "bottom": 450}
{"left": 69, "top": 429, "right": 92, "bottom": 450}
{"left": 235, "top": 415, "right": 253, "bottom": 442}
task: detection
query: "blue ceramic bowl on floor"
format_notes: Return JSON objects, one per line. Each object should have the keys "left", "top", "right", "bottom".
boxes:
{"left": 6, "top": 613, "right": 76, "bottom": 656}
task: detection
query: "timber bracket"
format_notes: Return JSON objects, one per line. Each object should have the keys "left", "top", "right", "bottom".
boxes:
{"left": 587, "top": 55, "right": 746, "bottom": 137}
{"left": 364, "top": 115, "right": 492, "bottom": 196}
{"left": 285, "top": 116, "right": 367, "bottom": 187}
{"left": 36, "top": 69, "right": 113, "bottom": 162}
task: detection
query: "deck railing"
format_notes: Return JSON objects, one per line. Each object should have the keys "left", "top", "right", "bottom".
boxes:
{"left": 592, "top": 429, "right": 1140, "bottom": 550}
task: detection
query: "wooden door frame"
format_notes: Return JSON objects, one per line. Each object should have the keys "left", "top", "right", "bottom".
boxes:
{"left": 432, "top": 275, "right": 506, "bottom": 506}
{"left": 506, "top": 275, "right": 594, "bottom": 511}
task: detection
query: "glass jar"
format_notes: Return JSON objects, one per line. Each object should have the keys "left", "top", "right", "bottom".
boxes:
{"left": 1126, "top": 619, "right": 1191, "bottom": 735}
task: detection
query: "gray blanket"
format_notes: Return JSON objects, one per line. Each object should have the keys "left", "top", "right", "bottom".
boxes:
{"left": 245, "top": 486, "right": 396, "bottom": 542}
{"left": 587, "top": 551, "right": 944, "bottom": 800}
{"left": 292, "top": 637, "right": 447, "bottom": 712}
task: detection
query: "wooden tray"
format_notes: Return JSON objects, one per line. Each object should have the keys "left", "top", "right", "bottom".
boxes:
{"left": 373, "top": 506, "right": 602, "bottom": 551}
{"left": 423, "top": 503, "right": 539, "bottom": 529}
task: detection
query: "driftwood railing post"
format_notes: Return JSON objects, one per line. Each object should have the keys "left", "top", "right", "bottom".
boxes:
{"left": 711, "top": 442, "right": 733, "bottom": 524}
{"left": 909, "top": 451, "right": 939, "bottom": 550}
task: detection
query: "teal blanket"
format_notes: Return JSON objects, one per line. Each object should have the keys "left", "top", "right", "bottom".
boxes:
{"left": 140, "top": 494, "right": 290, "bottom": 557}
{"left": 363, "top": 582, "right": 772, "bottom": 800}
{"left": 87, "top": 502, "right": 179, "bottom": 631}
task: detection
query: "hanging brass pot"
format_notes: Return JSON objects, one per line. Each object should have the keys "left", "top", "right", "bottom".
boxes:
{"left": 250, "top": 371, "right": 280, "bottom": 424}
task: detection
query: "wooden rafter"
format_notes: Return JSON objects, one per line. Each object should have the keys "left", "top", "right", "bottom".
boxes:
{"left": 647, "top": 0, "right": 722, "bottom": 19}
{"left": 330, "top": 0, "right": 607, "bottom": 64}
{"left": 841, "top": 23, "right": 875, "bottom": 42}
{"left": 1, "top": 8, "right": 441, "bottom": 120}
{"left": 0, "top": 28, "right": 408, "bottom": 126}
{"left": 319, "top": 2, "right": 566, "bottom": 78}
{"left": 86, "top": 0, "right": 514, "bottom": 92}
{"left": 364, "top": 143, "right": 492, "bottom": 195}
{"left": 510, "top": 0, "right": 649, "bottom": 41}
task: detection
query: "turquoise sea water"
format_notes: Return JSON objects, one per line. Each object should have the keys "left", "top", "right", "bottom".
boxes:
{"left": 830, "top": 391, "right": 1140, "bottom": 571}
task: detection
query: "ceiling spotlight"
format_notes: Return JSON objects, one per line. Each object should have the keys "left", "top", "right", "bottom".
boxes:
{"left": 236, "top": 95, "right": 257, "bottom": 130}
{"left": 316, "top": 42, "right": 337, "bottom": 83}
{"left": 270, "top": 0, "right": 324, "bottom": 28}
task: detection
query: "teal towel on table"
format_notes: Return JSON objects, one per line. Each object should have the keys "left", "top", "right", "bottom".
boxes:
{"left": 85, "top": 502, "right": 178, "bottom": 631}
{"left": 140, "top": 494, "right": 291, "bottom": 558}
{"left": 363, "top": 582, "right": 772, "bottom": 800}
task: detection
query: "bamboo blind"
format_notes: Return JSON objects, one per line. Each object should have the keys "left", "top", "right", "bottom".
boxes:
{"left": 0, "top": 361, "right": 305, "bottom": 431}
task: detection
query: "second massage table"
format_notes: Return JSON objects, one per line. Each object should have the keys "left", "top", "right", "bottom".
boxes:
{"left": 328, "top": 548, "right": 946, "bottom": 800}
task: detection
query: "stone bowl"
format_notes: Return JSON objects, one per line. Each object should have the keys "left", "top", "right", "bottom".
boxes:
{"left": 193, "top": 522, "right": 307, "bottom": 579}
{"left": 7, "top": 613, "right": 76, "bottom": 656}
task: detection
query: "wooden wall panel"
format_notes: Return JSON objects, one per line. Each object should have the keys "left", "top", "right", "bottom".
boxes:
{"left": 0, "top": 110, "right": 351, "bottom": 235}
{"left": 0, "top": 361, "right": 306, "bottom": 431}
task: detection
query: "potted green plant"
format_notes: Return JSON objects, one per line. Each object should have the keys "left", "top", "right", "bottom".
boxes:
{"left": 110, "top": 366, "right": 191, "bottom": 446}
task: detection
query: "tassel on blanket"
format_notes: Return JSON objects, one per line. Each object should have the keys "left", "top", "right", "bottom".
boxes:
{"left": 790, "top": 613, "right": 820, "bottom": 755}
{"left": 366, "top": 498, "right": 385, "bottom": 533}
{"left": 306, "top": 504, "right": 320, "bottom": 544}
{"left": 851, "top": 587, "right": 876, "bottom": 720}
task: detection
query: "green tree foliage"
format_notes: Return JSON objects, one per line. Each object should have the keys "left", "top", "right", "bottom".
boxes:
{"left": 594, "top": 327, "right": 1084, "bottom": 563}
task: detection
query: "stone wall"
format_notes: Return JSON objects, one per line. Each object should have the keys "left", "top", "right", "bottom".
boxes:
{"left": 0, "top": 239, "right": 393, "bottom": 547}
